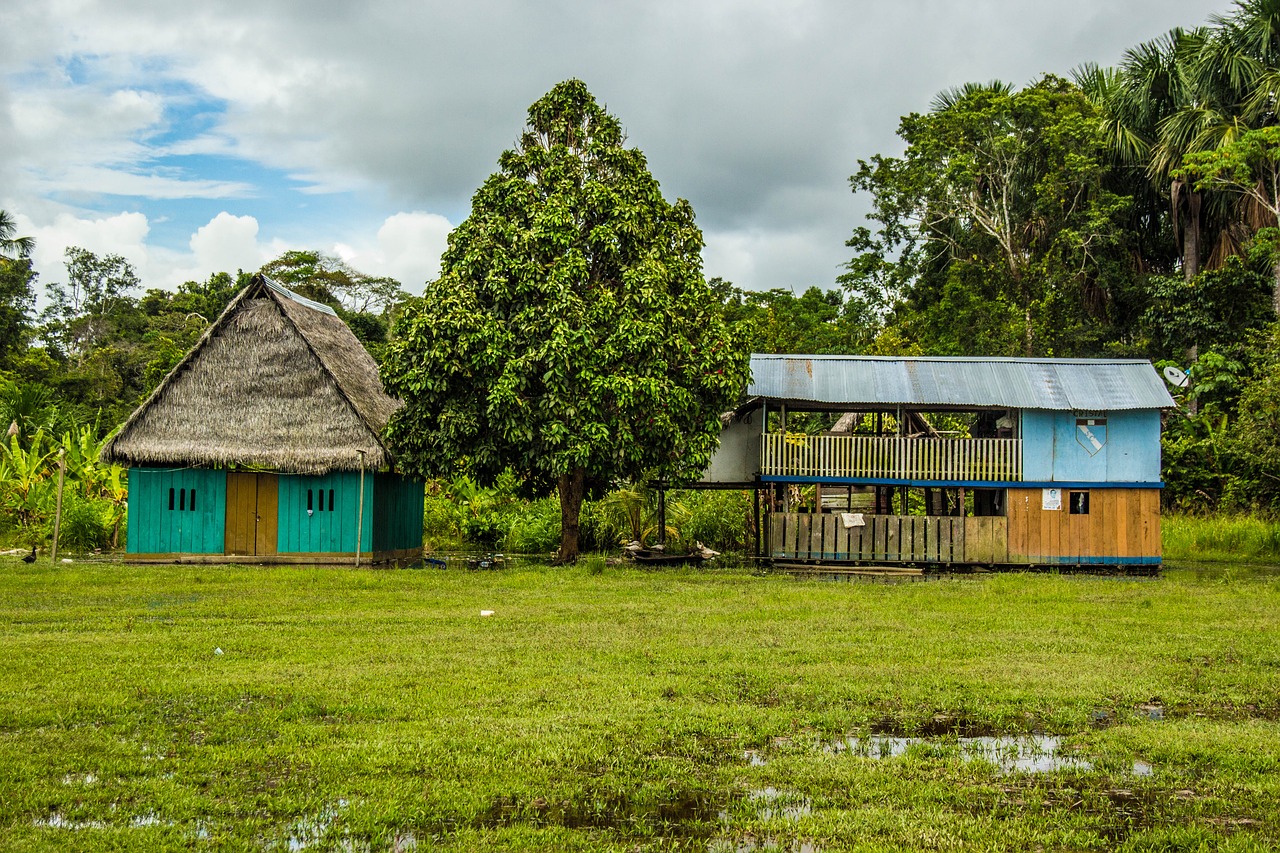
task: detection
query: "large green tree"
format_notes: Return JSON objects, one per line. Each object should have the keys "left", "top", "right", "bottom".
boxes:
{"left": 381, "top": 80, "right": 749, "bottom": 562}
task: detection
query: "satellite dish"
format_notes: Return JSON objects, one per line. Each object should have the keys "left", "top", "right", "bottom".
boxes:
{"left": 1163, "top": 365, "right": 1190, "bottom": 388}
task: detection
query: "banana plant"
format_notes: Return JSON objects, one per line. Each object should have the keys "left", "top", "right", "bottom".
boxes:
{"left": 0, "top": 428, "right": 54, "bottom": 530}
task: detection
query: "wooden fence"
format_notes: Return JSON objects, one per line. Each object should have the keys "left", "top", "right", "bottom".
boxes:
{"left": 768, "top": 512, "right": 1009, "bottom": 565}
{"left": 761, "top": 434, "right": 1022, "bottom": 482}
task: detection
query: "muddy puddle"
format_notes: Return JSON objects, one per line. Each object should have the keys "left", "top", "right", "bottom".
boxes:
{"left": 823, "top": 734, "right": 1153, "bottom": 776}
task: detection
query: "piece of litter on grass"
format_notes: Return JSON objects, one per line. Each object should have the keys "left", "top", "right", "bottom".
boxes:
{"left": 214, "top": 647, "right": 223, "bottom": 655}
{"left": 480, "top": 610, "right": 494, "bottom": 617}
{"left": 61, "top": 558, "right": 73, "bottom": 563}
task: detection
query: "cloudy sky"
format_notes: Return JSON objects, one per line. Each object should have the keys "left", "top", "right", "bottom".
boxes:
{"left": 1, "top": 0, "right": 1236, "bottom": 299}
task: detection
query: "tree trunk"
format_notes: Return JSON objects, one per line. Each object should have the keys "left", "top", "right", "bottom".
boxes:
{"left": 557, "top": 466, "right": 586, "bottom": 564}
{"left": 1273, "top": 256, "right": 1280, "bottom": 318}
{"left": 1181, "top": 190, "right": 1201, "bottom": 284}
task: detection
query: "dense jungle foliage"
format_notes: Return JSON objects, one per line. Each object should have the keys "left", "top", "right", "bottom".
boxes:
{"left": 5, "top": 1, "right": 1280, "bottom": 552}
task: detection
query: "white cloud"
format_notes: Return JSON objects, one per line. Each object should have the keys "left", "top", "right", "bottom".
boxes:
{"left": 331, "top": 211, "right": 452, "bottom": 291}
{"left": 22, "top": 211, "right": 152, "bottom": 287}
{"left": 189, "top": 212, "right": 268, "bottom": 275}
{"left": 17, "top": 208, "right": 451, "bottom": 301}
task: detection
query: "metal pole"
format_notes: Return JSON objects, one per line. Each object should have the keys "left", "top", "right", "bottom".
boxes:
{"left": 355, "top": 451, "right": 366, "bottom": 567}
{"left": 51, "top": 449, "right": 66, "bottom": 563}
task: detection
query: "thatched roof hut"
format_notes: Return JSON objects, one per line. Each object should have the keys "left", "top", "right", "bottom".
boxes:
{"left": 102, "top": 275, "right": 400, "bottom": 474}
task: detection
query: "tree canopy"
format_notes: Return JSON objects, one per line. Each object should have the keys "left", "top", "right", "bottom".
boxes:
{"left": 381, "top": 80, "right": 749, "bottom": 562}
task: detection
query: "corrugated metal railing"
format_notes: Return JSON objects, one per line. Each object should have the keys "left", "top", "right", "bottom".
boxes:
{"left": 761, "top": 434, "right": 1023, "bottom": 482}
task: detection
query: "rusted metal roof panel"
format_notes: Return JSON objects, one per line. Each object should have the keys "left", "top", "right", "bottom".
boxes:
{"left": 747, "top": 355, "right": 1176, "bottom": 410}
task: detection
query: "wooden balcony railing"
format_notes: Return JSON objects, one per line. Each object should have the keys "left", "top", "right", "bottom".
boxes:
{"left": 761, "top": 434, "right": 1023, "bottom": 482}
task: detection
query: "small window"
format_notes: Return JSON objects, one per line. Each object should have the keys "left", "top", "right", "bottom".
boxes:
{"left": 318, "top": 489, "right": 326, "bottom": 512}
{"left": 189, "top": 489, "right": 196, "bottom": 512}
{"left": 1069, "top": 491, "right": 1090, "bottom": 515}
{"left": 328, "top": 489, "right": 335, "bottom": 511}
{"left": 168, "top": 487, "right": 175, "bottom": 511}
{"left": 307, "top": 489, "right": 313, "bottom": 511}
{"left": 179, "top": 488, "right": 186, "bottom": 511}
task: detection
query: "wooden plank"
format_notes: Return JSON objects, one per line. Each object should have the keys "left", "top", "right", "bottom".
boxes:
{"left": 823, "top": 513, "right": 837, "bottom": 559}
{"left": 1141, "top": 489, "right": 1160, "bottom": 558}
{"left": 256, "top": 474, "right": 279, "bottom": 557}
{"left": 938, "top": 517, "right": 952, "bottom": 562}
{"left": 1006, "top": 489, "right": 1023, "bottom": 560}
{"left": 964, "top": 517, "right": 993, "bottom": 564}
{"left": 885, "top": 516, "right": 900, "bottom": 562}
{"left": 1126, "top": 491, "right": 1146, "bottom": 558}
{"left": 1148, "top": 489, "right": 1162, "bottom": 558}
{"left": 923, "top": 517, "right": 938, "bottom": 562}
{"left": 1027, "top": 490, "right": 1042, "bottom": 563}
{"left": 1092, "top": 488, "right": 1110, "bottom": 559}
{"left": 910, "top": 517, "right": 925, "bottom": 562}
{"left": 992, "top": 517, "right": 1008, "bottom": 563}
{"left": 1112, "top": 489, "right": 1129, "bottom": 558}
{"left": 768, "top": 513, "right": 783, "bottom": 557}
{"left": 225, "top": 472, "right": 253, "bottom": 555}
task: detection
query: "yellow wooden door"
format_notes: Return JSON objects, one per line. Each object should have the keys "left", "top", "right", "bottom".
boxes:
{"left": 224, "top": 473, "right": 279, "bottom": 556}
{"left": 256, "top": 474, "right": 278, "bottom": 556}
{"left": 224, "top": 472, "right": 257, "bottom": 555}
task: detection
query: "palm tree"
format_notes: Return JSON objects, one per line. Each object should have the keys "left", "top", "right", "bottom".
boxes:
{"left": 0, "top": 211, "right": 34, "bottom": 261}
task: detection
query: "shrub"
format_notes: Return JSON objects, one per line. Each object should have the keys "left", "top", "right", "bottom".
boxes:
{"left": 44, "top": 490, "right": 111, "bottom": 552}
{"left": 504, "top": 498, "right": 561, "bottom": 553}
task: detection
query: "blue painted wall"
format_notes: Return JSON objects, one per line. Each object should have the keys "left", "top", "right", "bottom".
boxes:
{"left": 1022, "top": 409, "right": 1160, "bottom": 484}
{"left": 127, "top": 468, "right": 226, "bottom": 553}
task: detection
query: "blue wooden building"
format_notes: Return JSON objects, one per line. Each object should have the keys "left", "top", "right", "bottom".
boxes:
{"left": 700, "top": 355, "right": 1177, "bottom": 570}
{"left": 101, "top": 275, "right": 424, "bottom": 564}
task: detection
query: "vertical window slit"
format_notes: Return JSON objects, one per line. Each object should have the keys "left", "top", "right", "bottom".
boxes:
{"left": 308, "top": 489, "right": 313, "bottom": 511}
{"left": 168, "top": 487, "right": 175, "bottom": 511}
{"left": 190, "top": 489, "right": 196, "bottom": 512}
{"left": 329, "top": 489, "right": 335, "bottom": 511}
{"left": 179, "top": 489, "right": 186, "bottom": 511}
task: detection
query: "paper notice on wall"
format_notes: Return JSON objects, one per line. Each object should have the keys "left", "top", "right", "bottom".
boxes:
{"left": 1042, "top": 488, "right": 1062, "bottom": 511}
{"left": 841, "top": 512, "right": 865, "bottom": 528}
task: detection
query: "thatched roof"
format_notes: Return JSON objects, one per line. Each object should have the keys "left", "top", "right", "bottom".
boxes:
{"left": 101, "top": 275, "right": 401, "bottom": 474}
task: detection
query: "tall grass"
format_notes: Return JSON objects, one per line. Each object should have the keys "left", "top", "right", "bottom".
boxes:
{"left": 1163, "top": 512, "right": 1280, "bottom": 562}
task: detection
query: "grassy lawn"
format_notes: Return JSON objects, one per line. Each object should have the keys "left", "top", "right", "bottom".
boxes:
{"left": 0, "top": 558, "right": 1277, "bottom": 851}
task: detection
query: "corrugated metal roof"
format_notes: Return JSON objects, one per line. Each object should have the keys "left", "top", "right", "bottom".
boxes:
{"left": 747, "top": 355, "right": 1176, "bottom": 411}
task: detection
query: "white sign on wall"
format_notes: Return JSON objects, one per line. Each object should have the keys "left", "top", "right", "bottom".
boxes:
{"left": 1042, "top": 488, "right": 1062, "bottom": 511}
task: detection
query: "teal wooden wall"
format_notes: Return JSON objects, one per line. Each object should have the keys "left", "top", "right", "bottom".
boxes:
{"left": 127, "top": 468, "right": 226, "bottom": 554}
{"left": 372, "top": 474, "right": 425, "bottom": 551}
{"left": 277, "top": 472, "right": 369, "bottom": 554}
{"left": 127, "top": 469, "right": 421, "bottom": 556}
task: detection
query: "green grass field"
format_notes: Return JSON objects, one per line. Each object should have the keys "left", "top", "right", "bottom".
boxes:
{"left": 1, "top": 557, "right": 1277, "bottom": 851}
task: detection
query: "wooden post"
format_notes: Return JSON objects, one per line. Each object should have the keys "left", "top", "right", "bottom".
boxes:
{"left": 355, "top": 450, "right": 366, "bottom": 567}
{"left": 753, "top": 478, "right": 762, "bottom": 558}
{"left": 51, "top": 448, "right": 66, "bottom": 563}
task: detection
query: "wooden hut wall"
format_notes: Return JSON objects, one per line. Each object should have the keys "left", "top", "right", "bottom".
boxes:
{"left": 127, "top": 468, "right": 227, "bottom": 554}
{"left": 276, "top": 472, "right": 371, "bottom": 555}
{"left": 767, "top": 512, "right": 1007, "bottom": 564}
{"left": 1006, "top": 487, "right": 1160, "bottom": 564}
{"left": 767, "top": 487, "right": 1160, "bottom": 566}
{"left": 372, "top": 474, "right": 425, "bottom": 552}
